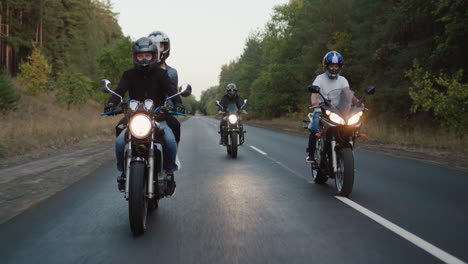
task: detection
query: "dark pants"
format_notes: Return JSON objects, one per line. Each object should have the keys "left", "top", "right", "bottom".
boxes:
{"left": 166, "top": 115, "right": 181, "bottom": 143}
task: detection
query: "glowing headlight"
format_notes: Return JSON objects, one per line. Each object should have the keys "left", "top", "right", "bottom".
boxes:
{"left": 329, "top": 113, "right": 345, "bottom": 125}
{"left": 228, "top": 115, "right": 238, "bottom": 124}
{"left": 325, "top": 110, "right": 331, "bottom": 115}
{"left": 129, "top": 114, "right": 152, "bottom": 139}
{"left": 347, "top": 111, "right": 363, "bottom": 125}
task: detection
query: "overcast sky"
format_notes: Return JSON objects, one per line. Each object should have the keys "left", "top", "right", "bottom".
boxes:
{"left": 109, "top": 0, "right": 289, "bottom": 99}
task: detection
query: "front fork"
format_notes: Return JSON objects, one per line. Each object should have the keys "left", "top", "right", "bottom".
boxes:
{"left": 330, "top": 136, "right": 355, "bottom": 173}
{"left": 124, "top": 134, "right": 157, "bottom": 199}
{"left": 331, "top": 137, "right": 337, "bottom": 173}
{"left": 147, "top": 133, "right": 155, "bottom": 199}
{"left": 125, "top": 134, "right": 132, "bottom": 199}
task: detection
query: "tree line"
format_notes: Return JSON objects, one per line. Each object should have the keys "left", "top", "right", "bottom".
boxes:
{"left": 199, "top": 0, "right": 467, "bottom": 133}
{"left": 0, "top": 0, "right": 124, "bottom": 110}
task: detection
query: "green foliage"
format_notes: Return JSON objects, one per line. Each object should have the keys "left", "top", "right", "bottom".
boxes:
{"left": 199, "top": 86, "right": 223, "bottom": 115}
{"left": 54, "top": 68, "right": 92, "bottom": 109}
{"left": 201, "top": 0, "right": 466, "bottom": 134}
{"left": 181, "top": 95, "right": 199, "bottom": 115}
{"left": 17, "top": 48, "right": 52, "bottom": 96}
{"left": 0, "top": 73, "right": 21, "bottom": 111}
{"left": 97, "top": 36, "right": 133, "bottom": 85}
{"left": 407, "top": 61, "right": 468, "bottom": 132}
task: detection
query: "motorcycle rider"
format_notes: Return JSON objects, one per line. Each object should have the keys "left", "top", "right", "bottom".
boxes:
{"left": 104, "top": 37, "right": 182, "bottom": 196}
{"left": 148, "top": 31, "right": 182, "bottom": 145}
{"left": 217, "top": 83, "right": 245, "bottom": 144}
{"left": 306, "top": 51, "right": 359, "bottom": 163}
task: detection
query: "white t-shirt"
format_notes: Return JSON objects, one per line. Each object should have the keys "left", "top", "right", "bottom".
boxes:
{"left": 312, "top": 73, "right": 349, "bottom": 111}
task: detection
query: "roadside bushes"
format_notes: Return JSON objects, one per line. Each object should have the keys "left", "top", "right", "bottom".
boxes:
{"left": 17, "top": 48, "right": 52, "bottom": 96}
{"left": 0, "top": 73, "right": 20, "bottom": 111}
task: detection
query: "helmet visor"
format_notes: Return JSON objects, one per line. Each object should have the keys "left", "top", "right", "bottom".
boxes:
{"left": 134, "top": 52, "right": 156, "bottom": 62}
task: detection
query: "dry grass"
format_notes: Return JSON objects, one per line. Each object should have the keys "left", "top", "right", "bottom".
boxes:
{"left": 0, "top": 81, "right": 118, "bottom": 158}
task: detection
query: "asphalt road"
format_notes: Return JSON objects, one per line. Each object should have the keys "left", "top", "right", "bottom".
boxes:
{"left": 0, "top": 116, "right": 467, "bottom": 264}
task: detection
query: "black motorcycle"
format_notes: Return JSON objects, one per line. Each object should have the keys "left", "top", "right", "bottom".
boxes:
{"left": 100, "top": 79, "right": 191, "bottom": 235}
{"left": 216, "top": 100, "right": 247, "bottom": 158}
{"left": 303, "top": 85, "right": 375, "bottom": 197}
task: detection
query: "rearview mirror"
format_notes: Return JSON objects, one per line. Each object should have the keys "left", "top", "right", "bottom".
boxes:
{"left": 179, "top": 83, "right": 192, "bottom": 97}
{"left": 308, "top": 85, "right": 320, "bottom": 93}
{"left": 364, "top": 86, "right": 376, "bottom": 95}
{"left": 100, "top": 79, "right": 112, "bottom": 93}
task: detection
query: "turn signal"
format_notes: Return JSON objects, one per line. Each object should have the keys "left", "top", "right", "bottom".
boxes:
{"left": 315, "top": 132, "right": 322, "bottom": 137}
{"left": 358, "top": 133, "right": 367, "bottom": 138}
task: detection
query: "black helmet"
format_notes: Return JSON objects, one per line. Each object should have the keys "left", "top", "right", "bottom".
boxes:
{"left": 132, "top": 37, "right": 159, "bottom": 71}
{"left": 323, "top": 51, "right": 343, "bottom": 79}
{"left": 226, "top": 83, "right": 237, "bottom": 99}
{"left": 148, "top": 31, "right": 170, "bottom": 61}
{"left": 226, "top": 83, "right": 237, "bottom": 92}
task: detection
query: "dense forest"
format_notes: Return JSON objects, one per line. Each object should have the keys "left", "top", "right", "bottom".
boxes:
{"left": 199, "top": 0, "right": 467, "bottom": 133}
{"left": 0, "top": 0, "right": 127, "bottom": 109}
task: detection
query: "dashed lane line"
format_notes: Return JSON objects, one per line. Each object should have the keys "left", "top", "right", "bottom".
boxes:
{"left": 248, "top": 145, "right": 267, "bottom": 155}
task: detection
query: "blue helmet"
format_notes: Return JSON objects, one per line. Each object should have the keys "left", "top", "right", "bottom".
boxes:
{"left": 323, "top": 51, "right": 343, "bottom": 79}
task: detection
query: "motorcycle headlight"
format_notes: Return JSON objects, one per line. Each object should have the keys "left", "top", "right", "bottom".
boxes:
{"left": 129, "top": 114, "right": 152, "bottom": 139}
{"left": 329, "top": 113, "right": 345, "bottom": 125}
{"left": 347, "top": 111, "right": 363, "bottom": 125}
{"left": 228, "top": 115, "right": 238, "bottom": 124}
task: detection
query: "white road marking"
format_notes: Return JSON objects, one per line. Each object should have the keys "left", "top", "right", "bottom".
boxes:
{"left": 248, "top": 145, "right": 267, "bottom": 155}
{"left": 336, "top": 196, "right": 466, "bottom": 264}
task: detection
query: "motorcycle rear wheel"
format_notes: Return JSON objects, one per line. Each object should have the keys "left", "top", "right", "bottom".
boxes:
{"left": 335, "top": 148, "right": 354, "bottom": 197}
{"left": 129, "top": 162, "right": 148, "bottom": 236}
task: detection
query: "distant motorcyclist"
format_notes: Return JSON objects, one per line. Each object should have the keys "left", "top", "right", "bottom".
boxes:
{"left": 104, "top": 37, "right": 181, "bottom": 196}
{"left": 217, "top": 83, "right": 244, "bottom": 144}
{"left": 148, "top": 31, "right": 183, "bottom": 145}
{"left": 306, "top": 51, "right": 359, "bottom": 163}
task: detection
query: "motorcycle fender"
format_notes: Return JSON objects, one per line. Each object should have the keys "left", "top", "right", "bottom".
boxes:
{"left": 131, "top": 157, "right": 148, "bottom": 166}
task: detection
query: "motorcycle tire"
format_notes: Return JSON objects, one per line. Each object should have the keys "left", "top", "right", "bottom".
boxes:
{"left": 129, "top": 161, "right": 148, "bottom": 236}
{"left": 335, "top": 148, "right": 354, "bottom": 197}
{"left": 230, "top": 132, "right": 238, "bottom": 158}
{"left": 312, "top": 165, "right": 327, "bottom": 184}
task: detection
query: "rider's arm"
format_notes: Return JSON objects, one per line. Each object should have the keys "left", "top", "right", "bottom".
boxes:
{"left": 219, "top": 95, "right": 228, "bottom": 109}
{"left": 311, "top": 93, "right": 319, "bottom": 107}
{"left": 344, "top": 86, "right": 359, "bottom": 104}
{"left": 161, "top": 69, "right": 182, "bottom": 105}
{"left": 236, "top": 95, "right": 243, "bottom": 109}
{"left": 108, "top": 71, "right": 130, "bottom": 105}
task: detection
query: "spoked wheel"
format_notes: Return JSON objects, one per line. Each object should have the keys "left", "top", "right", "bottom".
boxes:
{"left": 229, "top": 132, "right": 238, "bottom": 158}
{"left": 128, "top": 162, "right": 148, "bottom": 236}
{"left": 335, "top": 148, "right": 354, "bottom": 197}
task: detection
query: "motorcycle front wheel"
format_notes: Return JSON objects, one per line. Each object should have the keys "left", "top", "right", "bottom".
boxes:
{"left": 229, "top": 132, "right": 238, "bottom": 158}
{"left": 335, "top": 148, "right": 354, "bottom": 197}
{"left": 128, "top": 162, "right": 148, "bottom": 236}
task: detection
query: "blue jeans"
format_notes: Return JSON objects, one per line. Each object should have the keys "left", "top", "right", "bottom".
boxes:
{"left": 115, "top": 121, "right": 178, "bottom": 173}
{"left": 307, "top": 111, "right": 321, "bottom": 153}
